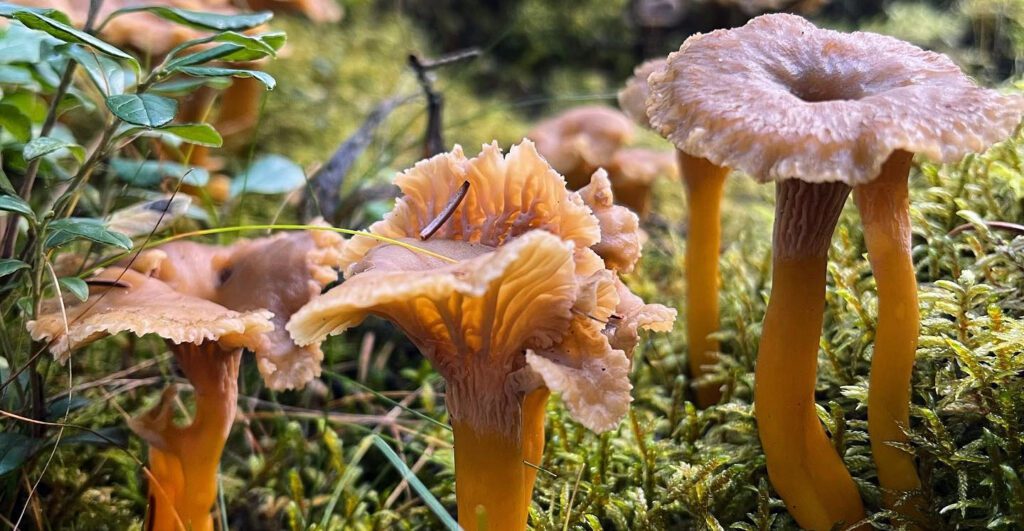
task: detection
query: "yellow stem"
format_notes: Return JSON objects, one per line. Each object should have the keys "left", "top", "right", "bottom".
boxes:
{"left": 755, "top": 180, "right": 865, "bottom": 530}
{"left": 521, "top": 387, "right": 550, "bottom": 508}
{"left": 147, "top": 345, "right": 240, "bottom": 531}
{"left": 679, "top": 152, "right": 729, "bottom": 407}
{"left": 853, "top": 151, "right": 927, "bottom": 526}
{"left": 453, "top": 419, "right": 527, "bottom": 531}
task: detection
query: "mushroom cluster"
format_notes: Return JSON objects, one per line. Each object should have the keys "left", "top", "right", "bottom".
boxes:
{"left": 527, "top": 106, "right": 677, "bottom": 218}
{"left": 287, "top": 140, "right": 674, "bottom": 530}
{"left": 647, "top": 13, "right": 1024, "bottom": 530}
{"left": 27, "top": 226, "right": 344, "bottom": 530}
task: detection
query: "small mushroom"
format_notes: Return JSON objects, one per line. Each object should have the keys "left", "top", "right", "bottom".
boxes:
{"left": 634, "top": 57, "right": 731, "bottom": 407}
{"left": 606, "top": 147, "right": 678, "bottom": 218}
{"left": 132, "top": 222, "right": 345, "bottom": 390}
{"left": 28, "top": 267, "right": 273, "bottom": 531}
{"left": 290, "top": 141, "right": 672, "bottom": 530}
{"left": 527, "top": 106, "right": 635, "bottom": 189}
{"left": 649, "top": 13, "right": 1024, "bottom": 529}
{"left": 577, "top": 169, "right": 642, "bottom": 273}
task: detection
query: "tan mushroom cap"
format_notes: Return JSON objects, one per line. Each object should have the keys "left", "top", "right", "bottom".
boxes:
{"left": 527, "top": 106, "right": 635, "bottom": 188}
{"left": 578, "top": 169, "right": 642, "bottom": 273}
{"left": 618, "top": 59, "right": 667, "bottom": 129}
{"left": 133, "top": 224, "right": 345, "bottom": 390}
{"left": 215, "top": 228, "right": 343, "bottom": 390}
{"left": 610, "top": 148, "right": 677, "bottom": 185}
{"left": 289, "top": 231, "right": 578, "bottom": 436}
{"left": 648, "top": 13, "right": 1024, "bottom": 185}
{"left": 27, "top": 268, "right": 273, "bottom": 361}
{"left": 340, "top": 140, "right": 600, "bottom": 274}
{"left": 605, "top": 277, "right": 676, "bottom": 360}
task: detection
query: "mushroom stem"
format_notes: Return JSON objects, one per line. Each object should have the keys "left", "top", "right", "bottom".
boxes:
{"left": 853, "top": 151, "right": 926, "bottom": 524}
{"left": 755, "top": 180, "right": 865, "bottom": 531}
{"left": 679, "top": 152, "right": 729, "bottom": 407}
{"left": 146, "top": 343, "right": 240, "bottom": 531}
{"left": 452, "top": 419, "right": 527, "bottom": 531}
{"left": 521, "top": 387, "right": 550, "bottom": 507}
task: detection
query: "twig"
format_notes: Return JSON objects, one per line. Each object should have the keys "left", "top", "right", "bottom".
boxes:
{"left": 308, "top": 96, "right": 412, "bottom": 221}
{"left": 419, "top": 181, "right": 469, "bottom": 240}
{"left": 948, "top": 220, "right": 1024, "bottom": 236}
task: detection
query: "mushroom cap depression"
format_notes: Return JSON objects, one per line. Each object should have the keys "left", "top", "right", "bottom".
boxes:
{"left": 647, "top": 13, "right": 1024, "bottom": 185}
{"left": 527, "top": 106, "right": 635, "bottom": 188}
{"left": 618, "top": 59, "right": 667, "bottom": 129}
{"left": 27, "top": 268, "right": 272, "bottom": 360}
{"left": 339, "top": 140, "right": 601, "bottom": 273}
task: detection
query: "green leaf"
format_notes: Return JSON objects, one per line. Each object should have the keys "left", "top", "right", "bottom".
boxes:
{"left": 3, "top": 92, "right": 48, "bottom": 122}
{"left": 148, "top": 76, "right": 231, "bottom": 96}
{"left": 0, "top": 64, "right": 38, "bottom": 87}
{"left": 0, "top": 3, "right": 71, "bottom": 24}
{"left": 56, "top": 427, "right": 128, "bottom": 448}
{"left": 159, "top": 123, "right": 222, "bottom": 147}
{"left": 109, "top": 7, "right": 272, "bottom": 31}
{"left": 0, "top": 194, "right": 34, "bottom": 221}
{"left": 0, "top": 102, "right": 31, "bottom": 142}
{"left": 215, "top": 31, "right": 285, "bottom": 56}
{"left": 105, "top": 94, "right": 177, "bottom": 128}
{"left": 163, "top": 43, "right": 244, "bottom": 71}
{"left": 177, "top": 66, "right": 275, "bottom": 90}
{"left": 44, "top": 217, "right": 132, "bottom": 251}
{"left": 63, "top": 44, "right": 133, "bottom": 96}
{"left": 109, "top": 157, "right": 209, "bottom": 187}
{"left": 233, "top": 154, "right": 305, "bottom": 196}
{"left": 0, "top": 22, "right": 54, "bottom": 63}
{"left": 0, "top": 258, "right": 28, "bottom": 277}
{"left": 58, "top": 276, "right": 87, "bottom": 301}
{"left": 24, "top": 136, "right": 85, "bottom": 163}
{"left": 10, "top": 11, "right": 138, "bottom": 71}
{"left": 0, "top": 432, "right": 39, "bottom": 477}
{"left": 0, "top": 168, "right": 15, "bottom": 195}
{"left": 371, "top": 435, "right": 459, "bottom": 530}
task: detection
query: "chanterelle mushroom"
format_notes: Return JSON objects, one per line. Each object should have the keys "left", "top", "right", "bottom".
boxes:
{"left": 28, "top": 267, "right": 273, "bottom": 531}
{"left": 527, "top": 106, "right": 635, "bottom": 189}
{"left": 289, "top": 141, "right": 673, "bottom": 530}
{"left": 632, "top": 57, "right": 730, "bottom": 407}
{"left": 648, "top": 13, "right": 1024, "bottom": 529}
{"left": 131, "top": 223, "right": 344, "bottom": 390}
{"left": 606, "top": 147, "right": 677, "bottom": 218}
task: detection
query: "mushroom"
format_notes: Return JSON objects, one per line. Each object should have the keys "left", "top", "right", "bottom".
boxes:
{"left": 606, "top": 147, "right": 678, "bottom": 218}
{"left": 626, "top": 57, "right": 730, "bottom": 407}
{"left": 27, "top": 267, "right": 273, "bottom": 531}
{"left": 130, "top": 222, "right": 345, "bottom": 390}
{"left": 289, "top": 141, "right": 673, "bottom": 530}
{"left": 648, "top": 13, "right": 1024, "bottom": 529}
{"left": 527, "top": 106, "right": 635, "bottom": 189}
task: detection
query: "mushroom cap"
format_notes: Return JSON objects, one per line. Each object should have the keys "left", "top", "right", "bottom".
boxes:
{"left": 605, "top": 276, "right": 676, "bottom": 359}
{"left": 215, "top": 227, "right": 343, "bottom": 390}
{"left": 527, "top": 106, "right": 635, "bottom": 188}
{"left": 340, "top": 140, "right": 600, "bottom": 275}
{"left": 288, "top": 231, "right": 579, "bottom": 436}
{"left": 610, "top": 148, "right": 678, "bottom": 185}
{"left": 134, "top": 224, "right": 345, "bottom": 390}
{"left": 27, "top": 268, "right": 273, "bottom": 360}
{"left": 648, "top": 13, "right": 1024, "bottom": 185}
{"left": 618, "top": 59, "right": 667, "bottom": 129}
{"left": 578, "top": 169, "right": 642, "bottom": 273}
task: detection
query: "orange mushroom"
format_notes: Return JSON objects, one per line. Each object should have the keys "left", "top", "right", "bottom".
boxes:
{"left": 648, "top": 13, "right": 1024, "bottom": 529}
{"left": 131, "top": 222, "right": 344, "bottom": 390}
{"left": 606, "top": 147, "right": 677, "bottom": 218}
{"left": 636, "top": 58, "right": 730, "bottom": 407}
{"left": 527, "top": 106, "right": 635, "bottom": 189}
{"left": 28, "top": 267, "right": 273, "bottom": 531}
{"left": 289, "top": 141, "right": 673, "bottom": 530}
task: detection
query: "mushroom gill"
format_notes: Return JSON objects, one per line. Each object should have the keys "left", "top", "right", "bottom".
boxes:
{"left": 28, "top": 267, "right": 273, "bottom": 531}
{"left": 649, "top": 13, "right": 1024, "bottom": 529}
